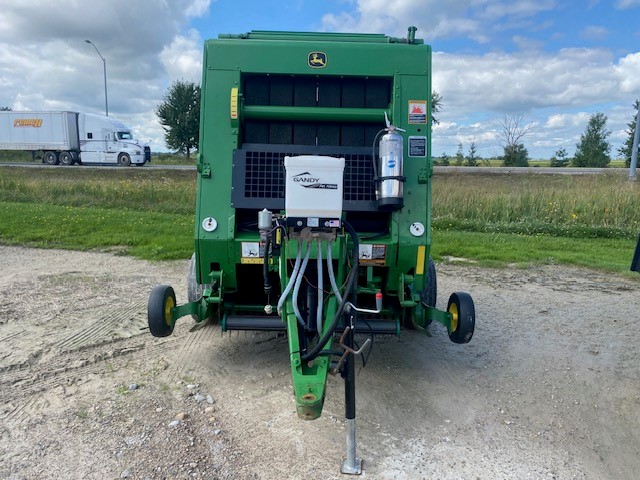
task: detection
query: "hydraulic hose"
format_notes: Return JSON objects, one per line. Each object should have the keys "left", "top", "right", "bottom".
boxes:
{"left": 316, "top": 238, "right": 324, "bottom": 335}
{"left": 292, "top": 241, "right": 312, "bottom": 328}
{"left": 277, "top": 239, "right": 303, "bottom": 315}
{"left": 301, "top": 221, "right": 359, "bottom": 362}
{"left": 371, "top": 128, "right": 386, "bottom": 181}
{"left": 263, "top": 235, "right": 272, "bottom": 295}
{"left": 326, "top": 240, "right": 343, "bottom": 304}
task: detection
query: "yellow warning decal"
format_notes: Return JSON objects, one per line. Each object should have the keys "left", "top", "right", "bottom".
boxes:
{"left": 241, "top": 258, "right": 263, "bottom": 265}
{"left": 416, "top": 245, "right": 426, "bottom": 275}
{"left": 230, "top": 87, "right": 238, "bottom": 120}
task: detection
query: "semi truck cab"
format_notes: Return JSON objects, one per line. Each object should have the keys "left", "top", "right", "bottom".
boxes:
{"left": 78, "top": 113, "right": 149, "bottom": 166}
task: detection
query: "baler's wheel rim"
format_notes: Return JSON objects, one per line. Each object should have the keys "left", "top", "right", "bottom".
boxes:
{"left": 164, "top": 296, "right": 175, "bottom": 326}
{"left": 449, "top": 302, "right": 459, "bottom": 333}
{"left": 447, "top": 292, "right": 475, "bottom": 344}
{"left": 148, "top": 285, "right": 176, "bottom": 338}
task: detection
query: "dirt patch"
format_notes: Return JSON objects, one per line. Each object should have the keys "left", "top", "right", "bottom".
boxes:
{"left": 1, "top": 245, "right": 639, "bottom": 479}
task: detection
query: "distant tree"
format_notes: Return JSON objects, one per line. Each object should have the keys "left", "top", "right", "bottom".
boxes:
{"left": 455, "top": 142, "right": 464, "bottom": 166}
{"left": 498, "top": 114, "right": 533, "bottom": 167}
{"left": 550, "top": 147, "right": 569, "bottom": 167}
{"left": 502, "top": 143, "right": 529, "bottom": 167}
{"left": 439, "top": 152, "right": 450, "bottom": 166}
{"left": 572, "top": 112, "right": 611, "bottom": 168}
{"left": 618, "top": 99, "right": 639, "bottom": 168}
{"left": 431, "top": 91, "right": 443, "bottom": 125}
{"left": 466, "top": 140, "right": 478, "bottom": 166}
{"left": 156, "top": 80, "right": 201, "bottom": 159}
{"left": 0, "top": 106, "right": 11, "bottom": 111}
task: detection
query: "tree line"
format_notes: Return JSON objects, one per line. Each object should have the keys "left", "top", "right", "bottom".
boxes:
{"left": 437, "top": 102, "right": 638, "bottom": 168}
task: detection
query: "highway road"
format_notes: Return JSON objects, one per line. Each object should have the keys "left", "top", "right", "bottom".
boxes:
{"left": 0, "top": 161, "right": 636, "bottom": 176}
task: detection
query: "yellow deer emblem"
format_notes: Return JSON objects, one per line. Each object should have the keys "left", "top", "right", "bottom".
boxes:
{"left": 308, "top": 52, "right": 327, "bottom": 68}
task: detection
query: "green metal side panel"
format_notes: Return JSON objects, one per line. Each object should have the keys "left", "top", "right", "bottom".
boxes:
{"left": 195, "top": 64, "right": 241, "bottom": 287}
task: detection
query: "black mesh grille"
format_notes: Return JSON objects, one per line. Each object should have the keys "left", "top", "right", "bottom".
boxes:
{"left": 232, "top": 144, "right": 377, "bottom": 212}
{"left": 244, "top": 151, "right": 286, "bottom": 199}
{"left": 345, "top": 153, "right": 374, "bottom": 202}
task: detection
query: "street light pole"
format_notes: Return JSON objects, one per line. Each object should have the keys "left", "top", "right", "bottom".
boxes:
{"left": 629, "top": 99, "right": 639, "bottom": 182}
{"left": 85, "top": 40, "right": 108, "bottom": 116}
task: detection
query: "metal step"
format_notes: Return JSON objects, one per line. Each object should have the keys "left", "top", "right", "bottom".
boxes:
{"left": 338, "top": 319, "right": 399, "bottom": 335}
{"left": 352, "top": 320, "right": 398, "bottom": 335}
{"left": 223, "top": 315, "right": 286, "bottom": 332}
{"left": 222, "top": 315, "right": 398, "bottom": 335}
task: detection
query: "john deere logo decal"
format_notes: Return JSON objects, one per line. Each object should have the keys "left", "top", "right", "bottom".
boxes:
{"left": 308, "top": 52, "right": 327, "bottom": 68}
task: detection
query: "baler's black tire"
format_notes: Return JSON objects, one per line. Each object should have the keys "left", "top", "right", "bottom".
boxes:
{"left": 148, "top": 285, "right": 176, "bottom": 337}
{"left": 447, "top": 292, "right": 475, "bottom": 344}
{"left": 420, "top": 257, "right": 437, "bottom": 325}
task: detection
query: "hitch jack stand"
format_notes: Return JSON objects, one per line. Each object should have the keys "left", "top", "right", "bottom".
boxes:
{"left": 341, "top": 317, "right": 363, "bottom": 475}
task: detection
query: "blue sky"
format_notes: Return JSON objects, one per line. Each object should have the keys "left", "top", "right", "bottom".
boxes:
{"left": 0, "top": 0, "right": 638, "bottom": 159}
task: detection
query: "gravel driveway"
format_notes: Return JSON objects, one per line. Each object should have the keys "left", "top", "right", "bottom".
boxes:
{"left": 1, "top": 245, "right": 639, "bottom": 479}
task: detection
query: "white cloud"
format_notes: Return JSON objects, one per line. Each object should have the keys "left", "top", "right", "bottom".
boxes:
{"left": 160, "top": 29, "right": 203, "bottom": 84}
{"left": 320, "top": 0, "right": 556, "bottom": 42}
{"left": 580, "top": 25, "right": 608, "bottom": 41}
{"left": 0, "top": 0, "right": 210, "bottom": 151}
{"left": 481, "top": 0, "right": 556, "bottom": 20}
{"left": 545, "top": 113, "right": 591, "bottom": 129}
{"left": 615, "top": 52, "right": 640, "bottom": 93}
{"left": 615, "top": 0, "right": 640, "bottom": 8}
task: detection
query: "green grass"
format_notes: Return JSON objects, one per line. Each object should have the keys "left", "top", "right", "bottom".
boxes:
{"left": 0, "top": 167, "right": 196, "bottom": 214}
{"left": 0, "top": 166, "right": 637, "bottom": 274}
{"left": 432, "top": 173, "right": 639, "bottom": 240}
{"left": 431, "top": 230, "right": 636, "bottom": 273}
{"left": 0, "top": 201, "right": 193, "bottom": 259}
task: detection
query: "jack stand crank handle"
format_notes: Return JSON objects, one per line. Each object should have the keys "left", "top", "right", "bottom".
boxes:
{"left": 332, "top": 326, "right": 371, "bottom": 374}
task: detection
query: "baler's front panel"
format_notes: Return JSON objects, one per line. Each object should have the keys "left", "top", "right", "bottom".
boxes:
{"left": 196, "top": 32, "right": 433, "bottom": 309}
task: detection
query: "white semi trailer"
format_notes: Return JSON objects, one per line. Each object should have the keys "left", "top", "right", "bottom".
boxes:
{"left": 0, "top": 111, "right": 150, "bottom": 166}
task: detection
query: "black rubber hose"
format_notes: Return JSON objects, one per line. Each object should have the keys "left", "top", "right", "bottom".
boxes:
{"left": 263, "top": 235, "right": 272, "bottom": 295}
{"left": 300, "top": 221, "right": 359, "bottom": 362}
{"left": 371, "top": 128, "right": 386, "bottom": 180}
